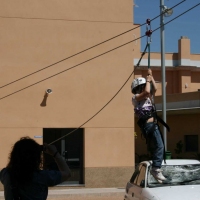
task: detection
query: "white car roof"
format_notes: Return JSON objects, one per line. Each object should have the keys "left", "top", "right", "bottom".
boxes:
{"left": 141, "top": 159, "right": 200, "bottom": 166}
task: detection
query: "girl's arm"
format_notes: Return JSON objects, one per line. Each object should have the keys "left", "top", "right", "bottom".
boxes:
{"left": 135, "top": 75, "right": 152, "bottom": 101}
{"left": 148, "top": 69, "right": 157, "bottom": 95}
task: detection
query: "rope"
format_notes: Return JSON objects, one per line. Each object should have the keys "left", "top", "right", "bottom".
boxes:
{"left": 148, "top": 43, "right": 150, "bottom": 69}
{"left": 136, "top": 43, "right": 149, "bottom": 68}
{"left": 49, "top": 67, "right": 136, "bottom": 145}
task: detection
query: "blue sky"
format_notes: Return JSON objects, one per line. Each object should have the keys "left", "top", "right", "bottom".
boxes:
{"left": 134, "top": 0, "right": 200, "bottom": 54}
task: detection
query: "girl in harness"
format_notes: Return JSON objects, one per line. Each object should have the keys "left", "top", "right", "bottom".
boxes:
{"left": 131, "top": 69, "right": 166, "bottom": 183}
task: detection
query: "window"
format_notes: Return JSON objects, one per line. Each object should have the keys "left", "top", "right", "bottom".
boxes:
{"left": 185, "top": 135, "right": 198, "bottom": 152}
{"left": 136, "top": 165, "right": 146, "bottom": 186}
{"left": 130, "top": 164, "right": 146, "bottom": 187}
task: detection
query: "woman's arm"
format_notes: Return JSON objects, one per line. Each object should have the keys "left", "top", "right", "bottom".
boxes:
{"left": 151, "top": 76, "right": 157, "bottom": 94}
{"left": 148, "top": 69, "right": 157, "bottom": 95}
{"left": 135, "top": 75, "right": 152, "bottom": 101}
{"left": 44, "top": 144, "right": 71, "bottom": 182}
{"left": 53, "top": 153, "right": 71, "bottom": 181}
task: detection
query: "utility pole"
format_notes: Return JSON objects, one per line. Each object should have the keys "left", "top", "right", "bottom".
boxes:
{"left": 160, "top": 0, "right": 167, "bottom": 150}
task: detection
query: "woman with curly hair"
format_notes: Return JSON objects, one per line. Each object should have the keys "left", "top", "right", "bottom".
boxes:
{"left": 0, "top": 137, "right": 71, "bottom": 199}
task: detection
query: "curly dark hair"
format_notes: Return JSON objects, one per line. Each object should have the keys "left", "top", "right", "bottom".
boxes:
{"left": 7, "top": 137, "right": 43, "bottom": 185}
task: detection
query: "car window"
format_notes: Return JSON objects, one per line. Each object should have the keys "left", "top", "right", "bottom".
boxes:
{"left": 130, "top": 166, "right": 140, "bottom": 183}
{"left": 135, "top": 165, "right": 146, "bottom": 186}
{"left": 130, "top": 164, "right": 146, "bottom": 187}
{"left": 148, "top": 164, "right": 200, "bottom": 187}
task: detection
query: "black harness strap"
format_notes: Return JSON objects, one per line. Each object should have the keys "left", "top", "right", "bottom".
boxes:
{"left": 152, "top": 112, "right": 170, "bottom": 132}
{"left": 137, "top": 108, "right": 169, "bottom": 164}
{"left": 137, "top": 110, "right": 170, "bottom": 132}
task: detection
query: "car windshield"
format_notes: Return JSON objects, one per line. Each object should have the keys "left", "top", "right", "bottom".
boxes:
{"left": 148, "top": 164, "right": 200, "bottom": 187}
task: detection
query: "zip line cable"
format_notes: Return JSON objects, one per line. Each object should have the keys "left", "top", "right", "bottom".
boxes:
{"left": 0, "top": 35, "right": 146, "bottom": 101}
{"left": 0, "top": 2, "right": 198, "bottom": 102}
{"left": 0, "top": 30, "right": 143, "bottom": 90}
{"left": 50, "top": 3, "right": 200, "bottom": 145}
{"left": 0, "top": 0, "right": 186, "bottom": 89}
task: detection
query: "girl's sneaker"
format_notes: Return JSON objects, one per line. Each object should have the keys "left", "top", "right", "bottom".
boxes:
{"left": 150, "top": 167, "right": 166, "bottom": 183}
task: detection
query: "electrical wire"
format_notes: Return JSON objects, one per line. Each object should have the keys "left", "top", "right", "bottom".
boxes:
{"left": 0, "top": 0, "right": 186, "bottom": 89}
{"left": 0, "top": 1, "right": 197, "bottom": 102}
{"left": 0, "top": 34, "right": 146, "bottom": 101}
{"left": 0, "top": 3, "right": 200, "bottom": 103}
{"left": 0, "top": 28, "right": 143, "bottom": 90}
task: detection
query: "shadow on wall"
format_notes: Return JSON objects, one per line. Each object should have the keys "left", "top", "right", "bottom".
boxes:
{"left": 40, "top": 92, "right": 48, "bottom": 107}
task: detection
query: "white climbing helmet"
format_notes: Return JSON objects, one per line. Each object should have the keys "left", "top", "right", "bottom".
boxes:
{"left": 131, "top": 77, "right": 146, "bottom": 92}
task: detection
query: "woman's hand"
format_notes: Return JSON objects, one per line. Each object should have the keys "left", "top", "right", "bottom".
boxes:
{"left": 43, "top": 144, "right": 58, "bottom": 156}
{"left": 148, "top": 69, "right": 152, "bottom": 76}
{"left": 146, "top": 74, "right": 152, "bottom": 82}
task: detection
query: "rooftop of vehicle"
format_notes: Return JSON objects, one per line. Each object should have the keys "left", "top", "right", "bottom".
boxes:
{"left": 141, "top": 159, "right": 200, "bottom": 166}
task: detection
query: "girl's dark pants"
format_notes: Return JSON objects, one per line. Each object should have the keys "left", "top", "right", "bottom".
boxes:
{"left": 141, "top": 122, "right": 164, "bottom": 168}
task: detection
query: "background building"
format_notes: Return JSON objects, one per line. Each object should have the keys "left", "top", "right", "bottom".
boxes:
{"left": 134, "top": 36, "right": 200, "bottom": 162}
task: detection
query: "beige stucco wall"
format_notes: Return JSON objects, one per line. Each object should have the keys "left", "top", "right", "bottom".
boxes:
{"left": 0, "top": 129, "right": 43, "bottom": 167}
{"left": 85, "top": 128, "right": 134, "bottom": 168}
{"left": 84, "top": 128, "right": 134, "bottom": 187}
{"left": 0, "top": 0, "right": 135, "bottom": 187}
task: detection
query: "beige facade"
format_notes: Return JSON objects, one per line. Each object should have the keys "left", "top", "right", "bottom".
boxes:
{"left": 0, "top": 0, "right": 135, "bottom": 188}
